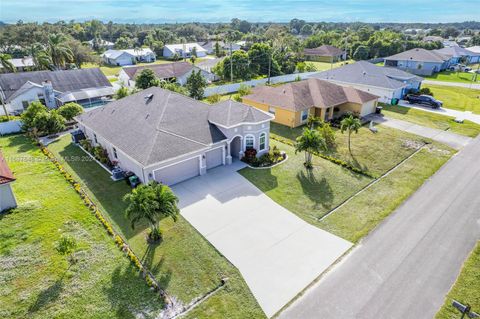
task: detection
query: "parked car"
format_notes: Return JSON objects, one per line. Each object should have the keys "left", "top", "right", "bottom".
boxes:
{"left": 405, "top": 94, "right": 443, "bottom": 109}
{"left": 448, "top": 64, "right": 472, "bottom": 72}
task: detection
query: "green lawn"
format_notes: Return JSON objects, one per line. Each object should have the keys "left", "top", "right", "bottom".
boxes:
{"left": 0, "top": 135, "right": 165, "bottom": 319}
{"left": 381, "top": 103, "right": 480, "bottom": 137}
{"left": 270, "top": 122, "right": 427, "bottom": 177}
{"left": 424, "top": 71, "right": 479, "bottom": 83}
{"left": 423, "top": 84, "right": 480, "bottom": 114}
{"left": 48, "top": 136, "right": 264, "bottom": 319}
{"left": 319, "top": 142, "right": 454, "bottom": 243}
{"left": 308, "top": 59, "right": 355, "bottom": 72}
{"left": 83, "top": 59, "right": 175, "bottom": 77}
{"left": 436, "top": 242, "right": 480, "bottom": 319}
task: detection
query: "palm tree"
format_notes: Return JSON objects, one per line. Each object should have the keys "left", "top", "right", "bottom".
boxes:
{"left": 0, "top": 54, "right": 15, "bottom": 73}
{"left": 306, "top": 115, "right": 322, "bottom": 129}
{"left": 295, "top": 128, "right": 327, "bottom": 169}
{"left": 124, "top": 182, "right": 179, "bottom": 242}
{"left": 340, "top": 114, "right": 362, "bottom": 155}
{"left": 46, "top": 33, "right": 73, "bottom": 69}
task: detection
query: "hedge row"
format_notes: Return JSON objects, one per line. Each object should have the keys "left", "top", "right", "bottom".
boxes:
{"left": 270, "top": 134, "right": 377, "bottom": 179}
{"left": 40, "top": 145, "right": 165, "bottom": 298}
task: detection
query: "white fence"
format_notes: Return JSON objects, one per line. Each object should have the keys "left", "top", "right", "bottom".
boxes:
{"left": 0, "top": 120, "right": 22, "bottom": 135}
{"left": 204, "top": 71, "right": 319, "bottom": 97}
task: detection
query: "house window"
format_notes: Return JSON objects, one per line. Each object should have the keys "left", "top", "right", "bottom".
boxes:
{"left": 94, "top": 133, "right": 98, "bottom": 144}
{"left": 113, "top": 147, "right": 118, "bottom": 159}
{"left": 245, "top": 135, "right": 254, "bottom": 150}
{"left": 259, "top": 133, "right": 266, "bottom": 151}
{"left": 301, "top": 110, "right": 309, "bottom": 122}
{"left": 268, "top": 106, "right": 276, "bottom": 115}
{"left": 22, "top": 101, "right": 29, "bottom": 109}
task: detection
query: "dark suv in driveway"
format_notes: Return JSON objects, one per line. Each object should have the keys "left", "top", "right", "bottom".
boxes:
{"left": 405, "top": 94, "right": 443, "bottom": 109}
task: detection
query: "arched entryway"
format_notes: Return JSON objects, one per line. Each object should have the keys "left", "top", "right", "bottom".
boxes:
{"left": 230, "top": 136, "right": 242, "bottom": 159}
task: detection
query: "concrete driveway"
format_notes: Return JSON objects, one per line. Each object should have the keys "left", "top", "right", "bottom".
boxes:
{"left": 172, "top": 161, "right": 352, "bottom": 318}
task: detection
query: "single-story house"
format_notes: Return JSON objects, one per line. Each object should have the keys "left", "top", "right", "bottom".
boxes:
{"left": 466, "top": 46, "right": 480, "bottom": 63}
{"left": 242, "top": 78, "right": 378, "bottom": 128}
{"left": 423, "top": 36, "right": 444, "bottom": 43}
{"left": 310, "top": 61, "right": 423, "bottom": 103}
{"left": 101, "top": 48, "right": 156, "bottom": 66}
{"left": 303, "top": 45, "right": 346, "bottom": 63}
{"left": 163, "top": 43, "right": 208, "bottom": 59}
{"left": 384, "top": 48, "right": 453, "bottom": 76}
{"left": 118, "top": 61, "right": 217, "bottom": 87}
{"left": 0, "top": 152, "right": 17, "bottom": 212}
{"left": 434, "top": 46, "right": 480, "bottom": 65}
{"left": 0, "top": 57, "right": 35, "bottom": 73}
{"left": 196, "top": 58, "right": 224, "bottom": 73}
{"left": 0, "top": 68, "right": 114, "bottom": 115}
{"left": 87, "top": 38, "right": 114, "bottom": 50}
{"left": 201, "top": 41, "right": 242, "bottom": 54}
{"left": 74, "top": 87, "right": 273, "bottom": 186}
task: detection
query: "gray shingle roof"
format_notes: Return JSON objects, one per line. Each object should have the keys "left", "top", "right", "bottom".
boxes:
{"left": 384, "top": 48, "right": 450, "bottom": 63}
{"left": 208, "top": 100, "right": 273, "bottom": 127}
{"left": 122, "top": 62, "right": 193, "bottom": 80}
{"left": 311, "top": 61, "right": 423, "bottom": 90}
{"left": 0, "top": 68, "right": 111, "bottom": 101}
{"left": 434, "top": 46, "right": 478, "bottom": 58}
{"left": 76, "top": 87, "right": 230, "bottom": 166}
{"left": 304, "top": 45, "right": 344, "bottom": 57}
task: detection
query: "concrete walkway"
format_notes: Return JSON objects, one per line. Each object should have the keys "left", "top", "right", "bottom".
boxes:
{"left": 171, "top": 161, "right": 352, "bottom": 318}
{"left": 423, "top": 79, "right": 480, "bottom": 90}
{"left": 369, "top": 115, "right": 472, "bottom": 150}
{"left": 397, "top": 100, "right": 480, "bottom": 125}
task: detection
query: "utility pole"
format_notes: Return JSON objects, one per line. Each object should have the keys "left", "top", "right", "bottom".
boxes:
{"left": 230, "top": 42, "right": 233, "bottom": 83}
{"left": 267, "top": 52, "right": 272, "bottom": 84}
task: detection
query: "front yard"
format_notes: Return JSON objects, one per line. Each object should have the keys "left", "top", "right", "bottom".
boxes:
{"left": 381, "top": 103, "right": 480, "bottom": 137}
{"left": 0, "top": 135, "right": 164, "bottom": 318}
{"left": 423, "top": 84, "right": 480, "bottom": 114}
{"left": 48, "top": 136, "right": 264, "bottom": 319}
{"left": 424, "top": 71, "right": 479, "bottom": 83}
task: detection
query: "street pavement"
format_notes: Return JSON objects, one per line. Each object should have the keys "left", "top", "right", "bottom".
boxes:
{"left": 280, "top": 135, "right": 480, "bottom": 319}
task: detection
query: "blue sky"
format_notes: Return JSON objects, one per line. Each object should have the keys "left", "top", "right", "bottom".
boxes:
{"left": 0, "top": 0, "right": 478, "bottom": 23}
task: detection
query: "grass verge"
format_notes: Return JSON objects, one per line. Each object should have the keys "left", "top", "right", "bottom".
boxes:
{"left": 424, "top": 71, "right": 479, "bottom": 83}
{"left": 423, "top": 84, "right": 480, "bottom": 114}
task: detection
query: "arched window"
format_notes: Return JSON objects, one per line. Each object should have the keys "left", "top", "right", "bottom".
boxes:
{"left": 259, "top": 133, "right": 266, "bottom": 151}
{"left": 245, "top": 135, "right": 254, "bottom": 150}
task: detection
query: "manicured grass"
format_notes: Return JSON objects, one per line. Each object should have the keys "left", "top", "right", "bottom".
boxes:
{"left": 424, "top": 84, "right": 480, "bottom": 114}
{"left": 381, "top": 103, "right": 480, "bottom": 137}
{"left": 239, "top": 140, "right": 373, "bottom": 222}
{"left": 425, "top": 71, "right": 479, "bottom": 83}
{"left": 270, "top": 122, "right": 427, "bottom": 177}
{"left": 436, "top": 242, "right": 480, "bottom": 319}
{"left": 318, "top": 142, "right": 454, "bottom": 243}
{"left": 48, "top": 136, "right": 264, "bottom": 319}
{"left": 83, "top": 59, "right": 175, "bottom": 77}
{"left": 308, "top": 59, "right": 355, "bottom": 72}
{"left": 0, "top": 135, "right": 164, "bottom": 318}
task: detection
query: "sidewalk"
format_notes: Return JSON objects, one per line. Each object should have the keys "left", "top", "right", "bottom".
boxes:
{"left": 397, "top": 100, "right": 480, "bottom": 125}
{"left": 368, "top": 114, "right": 472, "bottom": 150}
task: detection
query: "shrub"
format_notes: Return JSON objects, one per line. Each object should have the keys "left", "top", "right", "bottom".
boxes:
{"left": 58, "top": 102, "right": 83, "bottom": 121}
{"left": 418, "top": 87, "right": 433, "bottom": 96}
{"left": 80, "top": 139, "right": 93, "bottom": 152}
{"left": 232, "top": 94, "right": 242, "bottom": 102}
{"left": 237, "top": 84, "right": 251, "bottom": 96}
{"left": 206, "top": 94, "right": 221, "bottom": 104}
{"left": 93, "top": 145, "right": 111, "bottom": 166}
{"left": 318, "top": 122, "right": 336, "bottom": 148}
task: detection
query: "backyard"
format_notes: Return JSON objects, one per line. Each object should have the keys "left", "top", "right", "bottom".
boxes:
{"left": 423, "top": 84, "right": 480, "bottom": 114}
{"left": 0, "top": 135, "right": 165, "bottom": 319}
{"left": 381, "top": 103, "right": 480, "bottom": 137}
{"left": 309, "top": 59, "right": 355, "bottom": 72}
{"left": 47, "top": 136, "right": 264, "bottom": 319}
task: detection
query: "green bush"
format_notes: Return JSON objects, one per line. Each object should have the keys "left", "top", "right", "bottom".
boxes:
{"left": 58, "top": 102, "right": 83, "bottom": 121}
{"left": 206, "top": 94, "right": 221, "bottom": 104}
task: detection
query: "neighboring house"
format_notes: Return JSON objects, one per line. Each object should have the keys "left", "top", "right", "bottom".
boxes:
{"left": 311, "top": 61, "right": 423, "bottom": 103}
{"left": 0, "top": 68, "right": 114, "bottom": 115}
{"left": 101, "top": 48, "right": 156, "bottom": 66}
{"left": 434, "top": 46, "right": 480, "bottom": 65}
{"left": 0, "top": 57, "right": 35, "bottom": 73}
{"left": 87, "top": 38, "right": 114, "bottom": 50}
{"left": 0, "top": 152, "right": 17, "bottom": 212}
{"left": 242, "top": 78, "right": 378, "bottom": 128}
{"left": 303, "top": 45, "right": 346, "bottom": 63}
{"left": 201, "top": 41, "right": 242, "bottom": 54}
{"left": 466, "top": 46, "right": 480, "bottom": 63}
{"left": 442, "top": 40, "right": 459, "bottom": 48}
{"left": 384, "top": 48, "right": 453, "bottom": 76}
{"left": 163, "top": 43, "right": 208, "bottom": 59}
{"left": 118, "top": 62, "right": 217, "bottom": 87}
{"left": 423, "top": 36, "right": 444, "bottom": 43}
{"left": 75, "top": 87, "right": 273, "bottom": 186}
{"left": 196, "top": 57, "right": 223, "bottom": 73}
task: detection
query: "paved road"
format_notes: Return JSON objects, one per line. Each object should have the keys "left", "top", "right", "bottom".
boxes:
{"left": 398, "top": 100, "right": 480, "bottom": 125}
{"left": 172, "top": 161, "right": 352, "bottom": 318}
{"left": 280, "top": 136, "right": 480, "bottom": 319}
{"left": 423, "top": 79, "right": 480, "bottom": 90}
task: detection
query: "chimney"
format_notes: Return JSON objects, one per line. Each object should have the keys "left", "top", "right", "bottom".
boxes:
{"left": 42, "top": 80, "right": 56, "bottom": 109}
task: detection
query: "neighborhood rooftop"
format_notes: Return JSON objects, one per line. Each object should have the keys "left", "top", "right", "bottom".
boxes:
{"left": 122, "top": 62, "right": 194, "bottom": 80}
{"left": 434, "top": 46, "right": 479, "bottom": 58}
{"left": 0, "top": 152, "right": 15, "bottom": 185}
{"left": 0, "top": 68, "right": 112, "bottom": 101}
{"left": 243, "top": 78, "right": 378, "bottom": 112}
{"left": 385, "top": 48, "right": 451, "bottom": 63}
{"left": 304, "top": 45, "right": 344, "bottom": 57}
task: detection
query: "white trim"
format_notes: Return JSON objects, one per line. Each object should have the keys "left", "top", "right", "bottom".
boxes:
{"left": 259, "top": 132, "right": 267, "bottom": 151}
{"left": 244, "top": 134, "right": 255, "bottom": 151}
{"left": 209, "top": 118, "right": 273, "bottom": 130}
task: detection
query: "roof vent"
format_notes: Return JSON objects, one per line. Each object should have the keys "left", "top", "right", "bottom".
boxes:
{"left": 362, "top": 71, "right": 367, "bottom": 76}
{"left": 144, "top": 93, "right": 153, "bottom": 103}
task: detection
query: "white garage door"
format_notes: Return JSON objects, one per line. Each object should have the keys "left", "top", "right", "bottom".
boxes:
{"left": 154, "top": 157, "right": 199, "bottom": 186}
{"left": 206, "top": 148, "right": 223, "bottom": 170}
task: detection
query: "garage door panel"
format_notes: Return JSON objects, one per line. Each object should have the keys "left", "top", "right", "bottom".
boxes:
{"left": 154, "top": 157, "right": 199, "bottom": 186}
{"left": 206, "top": 148, "right": 223, "bottom": 170}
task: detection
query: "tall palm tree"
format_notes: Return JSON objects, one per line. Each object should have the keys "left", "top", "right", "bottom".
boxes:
{"left": 46, "top": 33, "right": 73, "bottom": 70}
{"left": 295, "top": 127, "right": 327, "bottom": 168}
{"left": 124, "top": 182, "right": 179, "bottom": 242}
{"left": 0, "top": 54, "right": 15, "bottom": 73}
{"left": 340, "top": 114, "right": 362, "bottom": 155}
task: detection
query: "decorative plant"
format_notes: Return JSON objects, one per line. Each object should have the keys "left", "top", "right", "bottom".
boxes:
{"left": 56, "top": 235, "right": 78, "bottom": 266}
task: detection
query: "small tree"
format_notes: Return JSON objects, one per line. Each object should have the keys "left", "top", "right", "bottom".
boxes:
{"left": 186, "top": 70, "right": 207, "bottom": 100}
{"left": 214, "top": 41, "right": 222, "bottom": 57}
{"left": 124, "top": 182, "right": 179, "bottom": 242}
{"left": 135, "top": 69, "right": 160, "bottom": 90}
{"left": 307, "top": 115, "right": 322, "bottom": 129}
{"left": 21, "top": 101, "right": 48, "bottom": 132}
{"left": 206, "top": 94, "right": 221, "bottom": 104}
{"left": 340, "top": 115, "right": 362, "bottom": 155}
{"left": 45, "top": 110, "right": 66, "bottom": 135}
{"left": 58, "top": 102, "right": 83, "bottom": 121}
{"left": 295, "top": 128, "right": 327, "bottom": 169}
{"left": 115, "top": 86, "right": 130, "bottom": 99}
{"left": 318, "top": 122, "right": 336, "bottom": 148}
{"left": 56, "top": 235, "right": 78, "bottom": 266}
